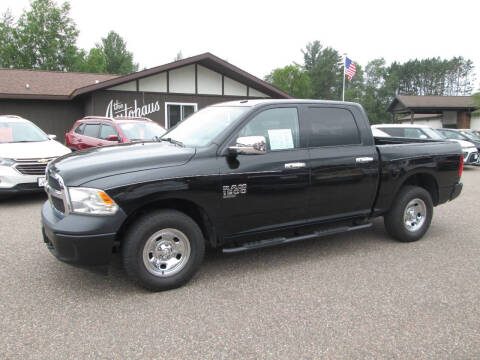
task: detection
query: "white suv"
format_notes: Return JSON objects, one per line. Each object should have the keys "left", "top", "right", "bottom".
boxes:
{"left": 0, "top": 115, "right": 71, "bottom": 196}
{"left": 372, "top": 124, "right": 479, "bottom": 165}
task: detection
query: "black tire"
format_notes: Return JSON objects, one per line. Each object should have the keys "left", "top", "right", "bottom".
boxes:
{"left": 384, "top": 185, "right": 433, "bottom": 242}
{"left": 122, "top": 209, "right": 205, "bottom": 291}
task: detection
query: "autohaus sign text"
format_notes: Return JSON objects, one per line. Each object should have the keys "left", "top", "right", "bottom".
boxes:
{"left": 105, "top": 99, "right": 160, "bottom": 118}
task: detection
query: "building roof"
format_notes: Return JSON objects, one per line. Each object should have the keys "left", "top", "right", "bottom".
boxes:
{"left": 0, "top": 69, "right": 119, "bottom": 100}
{"left": 71, "top": 52, "right": 292, "bottom": 99}
{"left": 387, "top": 95, "right": 477, "bottom": 114}
{"left": 0, "top": 53, "right": 291, "bottom": 100}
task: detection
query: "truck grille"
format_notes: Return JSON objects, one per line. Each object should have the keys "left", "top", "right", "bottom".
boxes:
{"left": 14, "top": 158, "right": 55, "bottom": 175}
{"left": 51, "top": 196, "right": 66, "bottom": 213}
{"left": 45, "top": 169, "right": 68, "bottom": 215}
{"left": 47, "top": 172, "right": 61, "bottom": 191}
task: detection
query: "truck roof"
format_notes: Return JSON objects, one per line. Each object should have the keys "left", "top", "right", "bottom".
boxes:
{"left": 213, "top": 99, "right": 361, "bottom": 108}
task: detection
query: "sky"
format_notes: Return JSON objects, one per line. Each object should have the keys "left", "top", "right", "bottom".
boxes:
{"left": 2, "top": 0, "right": 480, "bottom": 89}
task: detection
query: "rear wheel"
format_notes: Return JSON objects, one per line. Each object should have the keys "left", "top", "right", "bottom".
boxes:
{"left": 122, "top": 209, "right": 205, "bottom": 291}
{"left": 384, "top": 186, "right": 433, "bottom": 242}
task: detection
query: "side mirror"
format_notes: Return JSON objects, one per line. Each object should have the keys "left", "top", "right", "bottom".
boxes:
{"left": 106, "top": 134, "right": 120, "bottom": 142}
{"left": 48, "top": 134, "right": 57, "bottom": 140}
{"left": 228, "top": 136, "right": 267, "bottom": 155}
{"left": 419, "top": 135, "right": 428, "bottom": 139}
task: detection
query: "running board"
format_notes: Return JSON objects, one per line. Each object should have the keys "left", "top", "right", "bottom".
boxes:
{"left": 222, "top": 223, "right": 372, "bottom": 254}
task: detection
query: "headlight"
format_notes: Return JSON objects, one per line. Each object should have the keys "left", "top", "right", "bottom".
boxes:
{"left": 0, "top": 158, "right": 15, "bottom": 166}
{"left": 68, "top": 187, "right": 119, "bottom": 215}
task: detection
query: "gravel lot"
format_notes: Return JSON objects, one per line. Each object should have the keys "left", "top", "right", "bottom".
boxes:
{"left": 1, "top": 168, "right": 479, "bottom": 359}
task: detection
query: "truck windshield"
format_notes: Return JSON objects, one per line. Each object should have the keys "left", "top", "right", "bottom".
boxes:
{"left": 162, "top": 106, "right": 249, "bottom": 147}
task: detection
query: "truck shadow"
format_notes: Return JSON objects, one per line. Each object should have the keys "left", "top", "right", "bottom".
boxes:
{"left": 49, "top": 218, "right": 395, "bottom": 294}
{"left": 47, "top": 217, "right": 449, "bottom": 297}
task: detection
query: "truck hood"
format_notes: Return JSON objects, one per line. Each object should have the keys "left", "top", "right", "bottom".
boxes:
{"left": 50, "top": 142, "right": 195, "bottom": 186}
{"left": 0, "top": 140, "right": 70, "bottom": 159}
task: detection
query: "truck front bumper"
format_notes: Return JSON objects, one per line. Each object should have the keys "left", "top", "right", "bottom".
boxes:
{"left": 41, "top": 200, "right": 127, "bottom": 267}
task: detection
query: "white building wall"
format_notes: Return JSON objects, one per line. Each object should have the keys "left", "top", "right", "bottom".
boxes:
{"left": 224, "top": 77, "right": 247, "bottom": 96}
{"left": 249, "top": 88, "right": 268, "bottom": 98}
{"left": 197, "top": 65, "right": 222, "bottom": 95}
{"left": 108, "top": 81, "right": 136, "bottom": 91}
{"left": 169, "top": 65, "right": 195, "bottom": 93}
{"left": 139, "top": 72, "right": 167, "bottom": 92}
{"left": 471, "top": 112, "right": 480, "bottom": 130}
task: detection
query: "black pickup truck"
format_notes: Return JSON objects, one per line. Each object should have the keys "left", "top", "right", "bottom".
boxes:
{"left": 42, "top": 100, "right": 463, "bottom": 291}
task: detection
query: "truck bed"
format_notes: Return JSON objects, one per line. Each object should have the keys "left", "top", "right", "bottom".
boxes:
{"left": 372, "top": 136, "right": 462, "bottom": 215}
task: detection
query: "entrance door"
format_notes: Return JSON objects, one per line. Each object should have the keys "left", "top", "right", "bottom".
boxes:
{"left": 166, "top": 103, "right": 197, "bottom": 128}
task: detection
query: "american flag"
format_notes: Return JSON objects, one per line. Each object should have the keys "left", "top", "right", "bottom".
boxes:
{"left": 345, "top": 57, "right": 356, "bottom": 80}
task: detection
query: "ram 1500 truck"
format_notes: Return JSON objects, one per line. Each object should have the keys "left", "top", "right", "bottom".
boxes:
{"left": 42, "top": 100, "right": 463, "bottom": 291}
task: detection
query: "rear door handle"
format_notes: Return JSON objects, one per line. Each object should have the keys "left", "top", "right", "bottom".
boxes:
{"left": 285, "top": 162, "right": 306, "bottom": 169}
{"left": 356, "top": 157, "right": 374, "bottom": 164}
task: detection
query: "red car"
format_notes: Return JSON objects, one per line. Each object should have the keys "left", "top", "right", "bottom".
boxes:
{"left": 65, "top": 116, "right": 166, "bottom": 151}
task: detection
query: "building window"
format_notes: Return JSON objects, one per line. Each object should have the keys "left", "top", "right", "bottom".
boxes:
{"left": 165, "top": 102, "right": 198, "bottom": 128}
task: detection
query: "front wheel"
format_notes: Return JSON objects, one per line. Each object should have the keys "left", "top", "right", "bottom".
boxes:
{"left": 384, "top": 186, "right": 433, "bottom": 242}
{"left": 122, "top": 210, "right": 205, "bottom": 291}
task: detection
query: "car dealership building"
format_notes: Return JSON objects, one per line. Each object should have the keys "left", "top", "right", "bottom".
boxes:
{"left": 0, "top": 53, "right": 291, "bottom": 138}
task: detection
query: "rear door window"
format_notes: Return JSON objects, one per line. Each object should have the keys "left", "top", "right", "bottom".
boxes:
{"left": 83, "top": 123, "right": 100, "bottom": 138}
{"left": 306, "top": 107, "right": 361, "bottom": 147}
{"left": 99, "top": 124, "right": 117, "bottom": 140}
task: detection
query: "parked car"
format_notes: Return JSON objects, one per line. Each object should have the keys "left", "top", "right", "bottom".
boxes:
{"left": 65, "top": 116, "right": 166, "bottom": 151}
{"left": 43, "top": 100, "right": 463, "bottom": 291}
{"left": 0, "top": 115, "right": 70, "bottom": 196}
{"left": 371, "top": 127, "right": 391, "bottom": 137}
{"left": 372, "top": 124, "right": 479, "bottom": 165}
{"left": 437, "top": 128, "right": 480, "bottom": 151}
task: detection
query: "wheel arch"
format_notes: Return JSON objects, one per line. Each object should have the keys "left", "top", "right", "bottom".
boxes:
{"left": 118, "top": 198, "right": 218, "bottom": 248}
{"left": 399, "top": 172, "right": 439, "bottom": 206}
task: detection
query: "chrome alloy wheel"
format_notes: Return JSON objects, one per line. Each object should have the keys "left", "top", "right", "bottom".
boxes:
{"left": 142, "top": 228, "right": 191, "bottom": 277}
{"left": 403, "top": 198, "right": 427, "bottom": 232}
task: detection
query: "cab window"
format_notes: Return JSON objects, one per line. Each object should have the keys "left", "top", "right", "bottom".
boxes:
{"left": 306, "top": 107, "right": 361, "bottom": 147}
{"left": 237, "top": 107, "right": 300, "bottom": 151}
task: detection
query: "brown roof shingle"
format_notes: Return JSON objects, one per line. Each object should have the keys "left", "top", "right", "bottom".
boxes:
{"left": 0, "top": 69, "right": 119, "bottom": 100}
{"left": 397, "top": 95, "right": 475, "bottom": 108}
{"left": 0, "top": 53, "right": 292, "bottom": 100}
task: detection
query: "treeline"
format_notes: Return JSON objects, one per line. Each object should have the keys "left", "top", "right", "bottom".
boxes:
{"left": 0, "top": 0, "right": 138, "bottom": 74}
{"left": 265, "top": 41, "right": 476, "bottom": 124}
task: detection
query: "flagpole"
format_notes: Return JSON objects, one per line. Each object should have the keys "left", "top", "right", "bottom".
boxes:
{"left": 342, "top": 53, "right": 346, "bottom": 102}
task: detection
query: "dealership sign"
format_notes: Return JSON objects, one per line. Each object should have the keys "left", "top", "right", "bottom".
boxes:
{"left": 105, "top": 99, "right": 160, "bottom": 118}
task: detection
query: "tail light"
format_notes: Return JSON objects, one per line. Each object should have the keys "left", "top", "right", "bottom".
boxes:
{"left": 458, "top": 155, "right": 464, "bottom": 178}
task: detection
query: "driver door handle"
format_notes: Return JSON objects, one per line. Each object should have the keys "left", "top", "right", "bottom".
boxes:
{"left": 285, "top": 162, "right": 306, "bottom": 169}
